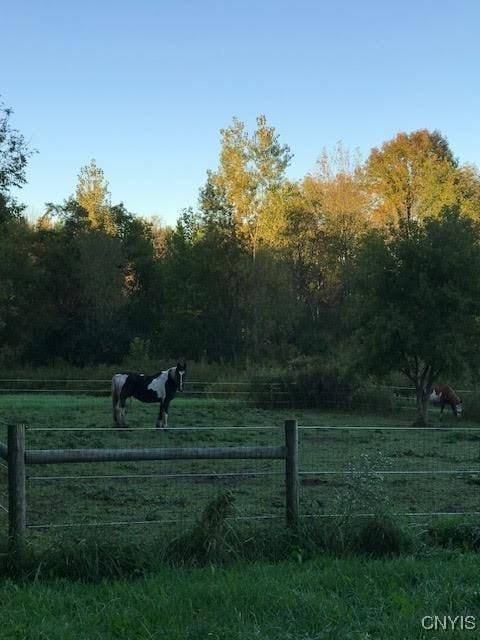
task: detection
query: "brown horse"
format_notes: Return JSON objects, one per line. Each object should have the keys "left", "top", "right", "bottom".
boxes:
{"left": 429, "top": 384, "right": 463, "bottom": 418}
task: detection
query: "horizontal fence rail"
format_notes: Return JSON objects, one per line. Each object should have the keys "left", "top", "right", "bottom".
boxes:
{"left": 26, "top": 445, "right": 286, "bottom": 465}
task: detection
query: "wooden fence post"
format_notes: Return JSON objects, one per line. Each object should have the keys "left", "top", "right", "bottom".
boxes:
{"left": 285, "top": 419, "right": 299, "bottom": 528}
{"left": 8, "top": 423, "right": 26, "bottom": 549}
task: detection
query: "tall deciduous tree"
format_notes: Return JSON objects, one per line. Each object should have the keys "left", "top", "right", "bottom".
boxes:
{"left": 303, "top": 144, "right": 369, "bottom": 328}
{"left": 76, "top": 159, "right": 116, "bottom": 233}
{"left": 212, "top": 115, "right": 293, "bottom": 258}
{"left": 209, "top": 116, "right": 293, "bottom": 354}
{"left": 351, "top": 207, "right": 480, "bottom": 424}
{"left": 366, "top": 130, "right": 462, "bottom": 229}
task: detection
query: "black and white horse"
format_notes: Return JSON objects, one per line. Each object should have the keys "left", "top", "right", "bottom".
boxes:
{"left": 111, "top": 362, "right": 187, "bottom": 429}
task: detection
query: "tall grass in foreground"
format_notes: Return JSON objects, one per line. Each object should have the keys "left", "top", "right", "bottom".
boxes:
{"left": 2, "top": 487, "right": 479, "bottom": 582}
{"left": 0, "top": 553, "right": 480, "bottom": 640}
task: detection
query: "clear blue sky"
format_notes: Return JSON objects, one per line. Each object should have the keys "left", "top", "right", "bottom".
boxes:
{"left": 2, "top": 0, "right": 479, "bottom": 226}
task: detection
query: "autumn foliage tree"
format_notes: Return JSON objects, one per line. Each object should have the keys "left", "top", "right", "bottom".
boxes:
{"left": 211, "top": 115, "right": 293, "bottom": 257}
{"left": 366, "top": 130, "right": 461, "bottom": 229}
{"left": 76, "top": 159, "right": 116, "bottom": 233}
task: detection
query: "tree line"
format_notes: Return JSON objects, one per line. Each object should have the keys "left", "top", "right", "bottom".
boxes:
{"left": 2, "top": 100, "right": 480, "bottom": 417}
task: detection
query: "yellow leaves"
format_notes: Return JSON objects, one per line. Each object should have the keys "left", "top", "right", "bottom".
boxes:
{"left": 76, "top": 159, "right": 116, "bottom": 235}
{"left": 211, "top": 115, "right": 292, "bottom": 255}
{"left": 365, "top": 130, "right": 468, "bottom": 227}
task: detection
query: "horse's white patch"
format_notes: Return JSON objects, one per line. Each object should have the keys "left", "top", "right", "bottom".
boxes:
{"left": 147, "top": 370, "right": 169, "bottom": 399}
{"left": 429, "top": 390, "right": 441, "bottom": 403}
{"left": 113, "top": 373, "right": 128, "bottom": 392}
{"left": 456, "top": 403, "right": 463, "bottom": 416}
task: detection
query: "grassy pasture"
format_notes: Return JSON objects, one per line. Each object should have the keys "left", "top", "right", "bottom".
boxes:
{"left": 1, "top": 394, "right": 480, "bottom": 639}
{"left": 1, "top": 393, "right": 480, "bottom": 548}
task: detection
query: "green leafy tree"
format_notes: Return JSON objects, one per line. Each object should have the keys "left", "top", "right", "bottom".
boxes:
{"left": 160, "top": 210, "right": 205, "bottom": 359}
{"left": 28, "top": 223, "right": 82, "bottom": 362}
{"left": 0, "top": 221, "right": 39, "bottom": 362}
{"left": 351, "top": 207, "right": 480, "bottom": 424}
{"left": 0, "top": 98, "right": 36, "bottom": 222}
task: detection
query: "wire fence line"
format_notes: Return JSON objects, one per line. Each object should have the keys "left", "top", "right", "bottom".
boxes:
{"left": 0, "top": 379, "right": 280, "bottom": 385}
{"left": 22, "top": 424, "right": 480, "bottom": 432}
{"left": 299, "top": 469, "right": 480, "bottom": 476}
{"left": 300, "top": 511, "right": 480, "bottom": 519}
{"left": 26, "top": 513, "right": 286, "bottom": 530}
{"left": 0, "top": 389, "right": 292, "bottom": 396}
{"left": 1, "top": 379, "right": 474, "bottom": 411}
{"left": 26, "top": 510, "right": 480, "bottom": 531}
{"left": 0, "top": 378, "right": 474, "bottom": 390}
{"left": 0, "top": 380, "right": 475, "bottom": 396}
{"left": 298, "top": 425, "right": 480, "bottom": 431}
{"left": 2, "top": 417, "right": 480, "bottom": 535}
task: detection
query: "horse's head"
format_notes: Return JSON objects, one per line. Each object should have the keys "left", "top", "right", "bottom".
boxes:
{"left": 175, "top": 361, "right": 187, "bottom": 392}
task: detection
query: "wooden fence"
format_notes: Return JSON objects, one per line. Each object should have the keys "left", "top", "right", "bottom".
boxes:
{"left": 0, "top": 420, "right": 299, "bottom": 547}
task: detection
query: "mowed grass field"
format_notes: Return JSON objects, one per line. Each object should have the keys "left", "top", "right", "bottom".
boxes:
{"left": 1, "top": 394, "right": 480, "bottom": 639}
{"left": 0, "top": 393, "right": 480, "bottom": 544}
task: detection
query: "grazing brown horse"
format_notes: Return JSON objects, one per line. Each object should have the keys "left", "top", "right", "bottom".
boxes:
{"left": 429, "top": 384, "right": 463, "bottom": 418}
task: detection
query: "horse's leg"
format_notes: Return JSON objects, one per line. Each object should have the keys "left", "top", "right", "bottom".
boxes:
{"left": 112, "top": 380, "right": 118, "bottom": 427}
{"left": 118, "top": 389, "right": 129, "bottom": 428}
{"left": 156, "top": 401, "right": 164, "bottom": 430}
{"left": 162, "top": 399, "right": 171, "bottom": 429}
{"left": 112, "top": 377, "right": 125, "bottom": 427}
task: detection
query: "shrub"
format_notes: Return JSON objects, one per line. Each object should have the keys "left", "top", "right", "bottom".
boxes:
{"left": 352, "top": 516, "right": 408, "bottom": 556}
{"left": 424, "top": 519, "right": 480, "bottom": 551}
{"left": 249, "top": 356, "right": 360, "bottom": 409}
{"left": 249, "top": 356, "right": 399, "bottom": 412}
{"left": 303, "top": 450, "right": 411, "bottom": 556}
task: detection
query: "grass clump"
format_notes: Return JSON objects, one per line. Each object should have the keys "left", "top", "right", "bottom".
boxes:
{"left": 0, "top": 534, "right": 163, "bottom": 582}
{"left": 166, "top": 490, "right": 239, "bottom": 565}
